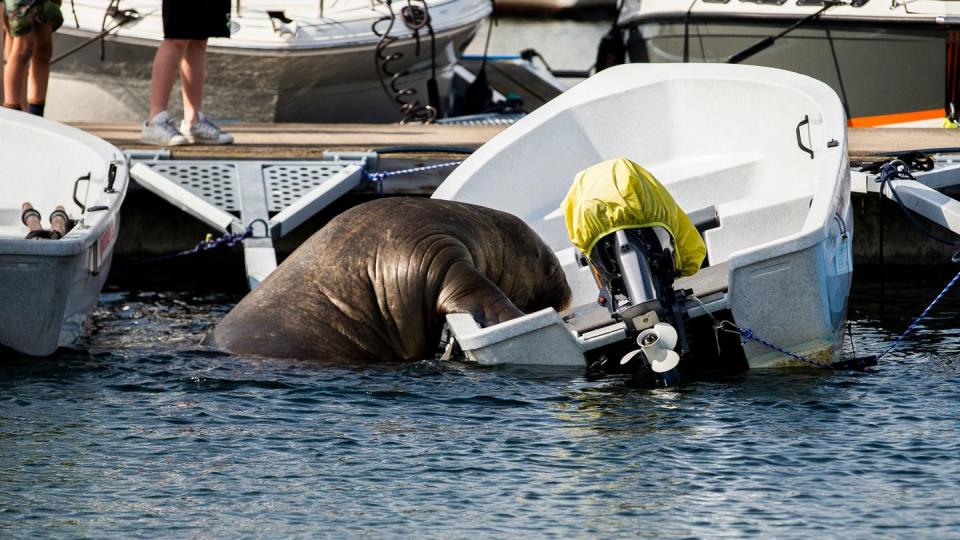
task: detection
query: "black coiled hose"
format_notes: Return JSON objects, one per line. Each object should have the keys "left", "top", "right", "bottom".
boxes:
{"left": 372, "top": 0, "right": 439, "bottom": 124}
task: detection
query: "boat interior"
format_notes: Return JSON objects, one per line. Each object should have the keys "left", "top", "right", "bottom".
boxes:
{"left": 436, "top": 65, "right": 846, "bottom": 323}
{"left": 0, "top": 110, "right": 123, "bottom": 242}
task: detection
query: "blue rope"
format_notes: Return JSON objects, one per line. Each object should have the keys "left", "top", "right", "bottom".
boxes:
{"left": 875, "top": 160, "right": 960, "bottom": 247}
{"left": 183, "top": 227, "right": 253, "bottom": 255}
{"left": 363, "top": 160, "right": 464, "bottom": 182}
{"left": 717, "top": 321, "right": 828, "bottom": 369}
{"left": 718, "top": 263, "right": 960, "bottom": 368}
{"left": 878, "top": 267, "right": 960, "bottom": 359}
{"left": 122, "top": 221, "right": 263, "bottom": 267}
{"left": 871, "top": 159, "right": 960, "bottom": 358}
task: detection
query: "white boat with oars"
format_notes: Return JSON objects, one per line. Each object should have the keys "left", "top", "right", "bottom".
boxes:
{"left": 0, "top": 108, "right": 128, "bottom": 356}
{"left": 49, "top": 0, "right": 491, "bottom": 123}
{"left": 434, "top": 63, "right": 855, "bottom": 377}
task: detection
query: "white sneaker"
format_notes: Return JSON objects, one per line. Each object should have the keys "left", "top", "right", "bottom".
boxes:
{"left": 141, "top": 111, "right": 189, "bottom": 146}
{"left": 181, "top": 113, "right": 234, "bottom": 145}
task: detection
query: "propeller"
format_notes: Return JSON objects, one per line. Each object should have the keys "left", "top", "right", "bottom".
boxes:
{"left": 637, "top": 323, "right": 680, "bottom": 373}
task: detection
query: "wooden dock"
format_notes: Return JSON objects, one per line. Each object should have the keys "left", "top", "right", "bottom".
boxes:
{"left": 73, "top": 122, "right": 505, "bottom": 159}
{"left": 75, "top": 122, "right": 960, "bottom": 159}
{"left": 74, "top": 122, "right": 960, "bottom": 288}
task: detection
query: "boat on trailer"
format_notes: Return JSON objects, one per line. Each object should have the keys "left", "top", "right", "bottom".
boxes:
{"left": 616, "top": 0, "right": 957, "bottom": 128}
{"left": 434, "top": 63, "right": 852, "bottom": 372}
{"left": 0, "top": 108, "right": 129, "bottom": 356}
{"left": 49, "top": 0, "right": 490, "bottom": 123}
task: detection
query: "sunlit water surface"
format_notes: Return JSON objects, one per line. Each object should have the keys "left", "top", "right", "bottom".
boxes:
{"left": 8, "top": 14, "right": 960, "bottom": 538}
{"left": 2, "top": 275, "right": 960, "bottom": 537}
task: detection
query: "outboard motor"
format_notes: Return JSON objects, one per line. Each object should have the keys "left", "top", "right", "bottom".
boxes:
{"left": 585, "top": 227, "right": 690, "bottom": 385}
{"left": 562, "top": 157, "right": 707, "bottom": 386}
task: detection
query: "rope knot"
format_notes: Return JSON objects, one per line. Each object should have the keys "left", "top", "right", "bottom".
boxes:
{"left": 364, "top": 170, "right": 387, "bottom": 183}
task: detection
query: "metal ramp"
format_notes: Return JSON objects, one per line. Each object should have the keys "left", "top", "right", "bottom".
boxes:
{"left": 129, "top": 154, "right": 369, "bottom": 289}
{"left": 851, "top": 159, "right": 960, "bottom": 235}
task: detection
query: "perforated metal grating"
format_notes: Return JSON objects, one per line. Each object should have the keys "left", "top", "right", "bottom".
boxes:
{"left": 263, "top": 164, "right": 351, "bottom": 213}
{"left": 151, "top": 163, "right": 240, "bottom": 212}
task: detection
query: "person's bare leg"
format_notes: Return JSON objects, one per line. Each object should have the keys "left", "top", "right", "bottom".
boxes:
{"left": 148, "top": 39, "right": 188, "bottom": 120}
{"left": 3, "top": 33, "right": 33, "bottom": 109}
{"left": 180, "top": 39, "right": 207, "bottom": 125}
{"left": 26, "top": 21, "right": 53, "bottom": 111}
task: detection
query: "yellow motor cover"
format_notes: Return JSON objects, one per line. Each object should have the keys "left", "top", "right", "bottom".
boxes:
{"left": 561, "top": 157, "right": 706, "bottom": 277}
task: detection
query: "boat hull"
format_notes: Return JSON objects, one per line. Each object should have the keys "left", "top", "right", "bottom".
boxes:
{"left": 435, "top": 63, "right": 852, "bottom": 368}
{"left": 49, "top": 22, "right": 482, "bottom": 123}
{"left": 626, "top": 20, "right": 946, "bottom": 126}
{"left": 0, "top": 219, "right": 117, "bottom": 356}
{"left": 0, "top": 109, "right": 128, "bottom": 356}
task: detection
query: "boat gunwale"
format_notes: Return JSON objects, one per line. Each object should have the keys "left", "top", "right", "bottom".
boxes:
{"left": 0, "top": 110, "right": 129, "bottom": 257}
{"left": 437, "top": 64, "right": 847, "bottom": 269}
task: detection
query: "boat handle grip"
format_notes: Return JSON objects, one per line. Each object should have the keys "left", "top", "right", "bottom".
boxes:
{"left": 105, "top": 163, "right": 117, "bottom": 193}
{"left": 796, "top": 115, "right": 814, "bottom": 159}
{"left": 73, "top": 172, "right": 91, "bottom": 212}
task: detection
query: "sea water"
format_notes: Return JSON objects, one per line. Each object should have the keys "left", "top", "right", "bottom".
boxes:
{"left": 2, "top": 274, "right": 959, "bottom": 537}
{"left": 5, "top": 13, "right": 960, "bottom": 538}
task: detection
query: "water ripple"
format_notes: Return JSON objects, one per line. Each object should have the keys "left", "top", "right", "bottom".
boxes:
{"left": 1, "top": 278, "right": 960, "bottom": 537}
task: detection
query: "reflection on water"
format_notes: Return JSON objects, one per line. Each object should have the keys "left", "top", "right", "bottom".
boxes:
{"left": 2, "top": 275, "right": 960, "bottom": 536}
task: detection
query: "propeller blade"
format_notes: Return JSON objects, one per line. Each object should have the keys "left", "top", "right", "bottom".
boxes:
{"left": 650, "top": 350, "right": 680, "bottom": 373}
{"left": 620, "top": 349, "right": 644, "bottom": 366}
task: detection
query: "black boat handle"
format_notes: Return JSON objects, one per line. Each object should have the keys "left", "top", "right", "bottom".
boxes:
{"left": 73, "top": 172, "right": 91, "bottom": 212}
{"left": 796, "top": 115, "right": 814, "bottom": 159}
{"left": 105, "top": 163, "right": 117, "bottom": 193}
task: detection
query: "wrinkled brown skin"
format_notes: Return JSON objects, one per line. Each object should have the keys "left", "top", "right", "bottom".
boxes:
{"left": 204, "top": 198, "right": 573, "bottom": 362}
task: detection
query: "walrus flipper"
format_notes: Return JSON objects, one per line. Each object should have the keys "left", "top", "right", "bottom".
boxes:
{"left": 438, "top": 261, "right": 524, "bottom": 327}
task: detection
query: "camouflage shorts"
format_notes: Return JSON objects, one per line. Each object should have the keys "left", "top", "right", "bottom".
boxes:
{"left": 5, "top": 0, "right": 63, "bottom": 37}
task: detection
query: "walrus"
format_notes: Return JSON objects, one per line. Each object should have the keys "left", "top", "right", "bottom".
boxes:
{"left": 205, "top": 197, "right": 573, "bottom": 362}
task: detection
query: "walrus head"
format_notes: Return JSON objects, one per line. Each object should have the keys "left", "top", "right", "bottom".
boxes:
{"left": 484, "top": 211, "right": 574, "bottom": 316}
{"left": 522, "top": 243, "right": 574, "bottom": 314}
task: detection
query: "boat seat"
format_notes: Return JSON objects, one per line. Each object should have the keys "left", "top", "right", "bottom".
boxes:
{"left": 675, "top": 260, "right": 730, "bottom": 298}
{"left": 687, "top": 205, "right": 720, "bottom": 237}
{"left": 561, "top": 302, "right": 618, "bottom": 335}
{"left": 0, "top": 208, "right": 25, "bottom": 239}
{"left": 560, "top": 260, "right": 730, "bottom": 335}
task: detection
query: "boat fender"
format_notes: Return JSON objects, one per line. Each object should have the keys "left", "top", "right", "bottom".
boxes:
{"left": 595, "top": 27, "right": 625, "bottom": 73}
{"left": 462, "top": 68, "right": 494, "bottom": 116}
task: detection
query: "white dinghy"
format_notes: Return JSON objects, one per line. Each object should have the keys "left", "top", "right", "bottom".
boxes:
{"left": 434, "top": 63, "right": 852, "bottom": 371}
{"left": 0, "top": 109, "right": 128, "bottom": 356}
